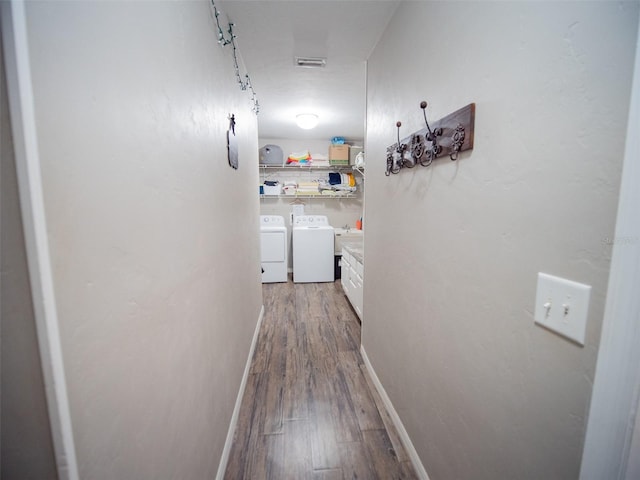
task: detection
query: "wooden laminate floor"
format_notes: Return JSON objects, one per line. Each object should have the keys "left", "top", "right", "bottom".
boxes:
{"left": 224, "top": 278, "right": 417, "bottom": 480}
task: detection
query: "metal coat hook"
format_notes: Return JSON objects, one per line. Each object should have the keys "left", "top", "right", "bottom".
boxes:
{"left": 409, "top": 133, "right": 424, "bottom": 167}
{"left": 449, "top": 123, "right": 465, "bottom": 161}
{"left": 385, "top": 149, "right": 393, "bottom": 176}
{"left": 391, "top": 121, "right": 404, "bottom": 174}
{"left": 385, "top": 121, "right": 407, "bottom": 176}
{"left": 420, "top": 101, "right": 442, "bottom": 165}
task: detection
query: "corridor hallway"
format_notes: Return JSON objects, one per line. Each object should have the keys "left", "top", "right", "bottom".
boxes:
{"left": 224, "top": 280, "right": 417, "bottom": 479}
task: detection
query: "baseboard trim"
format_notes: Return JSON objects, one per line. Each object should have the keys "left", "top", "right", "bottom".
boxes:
{"left": 360, "top": 345, "right": 430, "bottom": 480}
{"left": 215, "top": 304, "right": 265, "bottom": 480}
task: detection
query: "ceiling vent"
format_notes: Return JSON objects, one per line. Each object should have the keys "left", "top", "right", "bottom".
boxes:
{"left": 294, "top": 56, "right": 327, "bottom": 68}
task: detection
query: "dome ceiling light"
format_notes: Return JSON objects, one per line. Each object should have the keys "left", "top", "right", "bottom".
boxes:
{"left": 296, "top": 113, "right": 319, "bottom": 130}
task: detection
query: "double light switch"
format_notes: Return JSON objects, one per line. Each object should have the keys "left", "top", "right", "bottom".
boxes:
{"left": 534, "top": 272, "right": 591, "bottom": 345}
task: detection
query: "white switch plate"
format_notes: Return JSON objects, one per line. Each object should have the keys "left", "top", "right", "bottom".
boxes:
{"left": 534, "top": 273, "right": 591, "bottom": 345}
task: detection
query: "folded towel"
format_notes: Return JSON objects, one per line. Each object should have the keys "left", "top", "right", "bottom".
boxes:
{"left": 297, "top": 181, "right": 319, "bottom": 194}
{"left": 286, "top": 151, "right": 311, "bottom": 165}
{"left": 318, "top": 181, "right": 356, "bottom": 194}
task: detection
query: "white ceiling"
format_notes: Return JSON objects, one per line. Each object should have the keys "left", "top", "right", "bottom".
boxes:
{"left": 218, "top": 0, "right": 400, "bottom": 141}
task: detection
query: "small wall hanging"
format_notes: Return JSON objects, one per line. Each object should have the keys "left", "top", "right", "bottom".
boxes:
{"left": 227, "top": 114, "right": 238, "bottom": 169}
{"left": 386, "top": 102, "right": 475, "bottom": 176}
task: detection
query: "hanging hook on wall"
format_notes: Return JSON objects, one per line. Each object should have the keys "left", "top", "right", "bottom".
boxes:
{"left": 391, "top": 121, "right": 405, "bottom": 174}
{"left": 385, "top": 122, "right": 404, "bottom": 176}
{"left": 385, "top": 149, "right": 393, "bottom": 176}
{"left": 408, "top": 133, "right": 423, "bottom": 168}
{"left": 420, "top": 101, "right": 443, "bottom": 166}
{"left": 449, "top": 123, "right": 465, "bottom": 161}
{"left": 401, "top": 128, "right": 418, "bottom": 169}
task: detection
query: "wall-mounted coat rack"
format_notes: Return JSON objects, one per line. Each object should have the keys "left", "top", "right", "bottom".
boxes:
{"left": 386, "top": 102, "right": 475, "bottom": 176}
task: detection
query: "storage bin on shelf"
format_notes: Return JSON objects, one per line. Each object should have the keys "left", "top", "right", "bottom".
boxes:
{"left": 329, "top": 145, "right": 350, "bottom": 166}
{"left": 259, "top": 144, "right": 284, "bottom": 165}
{"left": 262, "top": 183, "right": 282, "bottom": 195}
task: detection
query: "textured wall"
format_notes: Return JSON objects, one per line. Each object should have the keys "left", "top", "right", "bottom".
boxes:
{"left": 1, "top": 25, "right": 58, "bottom": 480}
{"left": 23, "top": 1, "right": 262, "bottom": 478}
{"left": 363, "top": 2, "right": 639, "bottom": 479}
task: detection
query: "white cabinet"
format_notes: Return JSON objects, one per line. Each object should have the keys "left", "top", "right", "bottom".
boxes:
{"left": 341, "top": 249, "right": 363, "bottom": 321}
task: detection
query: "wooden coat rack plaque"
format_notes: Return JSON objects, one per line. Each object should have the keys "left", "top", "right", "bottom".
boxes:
{"left": 386, "top": 102, "right": 475, "bottom": 175}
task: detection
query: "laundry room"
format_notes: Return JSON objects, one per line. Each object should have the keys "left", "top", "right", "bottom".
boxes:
{"left": 258, "top": 136, "right": 364, "bottom": 280}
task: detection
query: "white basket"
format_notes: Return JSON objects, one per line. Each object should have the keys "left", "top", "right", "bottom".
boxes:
{"left": 263, "top": 184, "right": 282, "bottom": 195}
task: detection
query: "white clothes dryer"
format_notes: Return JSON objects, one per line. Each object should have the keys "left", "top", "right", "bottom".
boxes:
{"left": 260, "top": 215, "right": 288, "bottom": 283}
{"left": 292, "top": 215, "right": 335, "bottom": 283}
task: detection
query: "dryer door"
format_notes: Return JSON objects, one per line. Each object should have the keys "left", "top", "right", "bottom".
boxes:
{"left": 261, "top": 231, "right": 286, "bottom": 262}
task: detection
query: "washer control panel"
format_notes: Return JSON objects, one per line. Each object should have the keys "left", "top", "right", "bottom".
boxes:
{"left": 260, "top": 215, "right": 286, "bottom": 226}
{"left": 294, "top": 215, "right": 329, "bottom": 226}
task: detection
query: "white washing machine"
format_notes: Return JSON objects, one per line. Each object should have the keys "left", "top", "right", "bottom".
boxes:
{"left": 292, "top": 215, "right": 335, "bottom": 283}
{"left": 260, "top": 215, "right": 288, "bottom": 283}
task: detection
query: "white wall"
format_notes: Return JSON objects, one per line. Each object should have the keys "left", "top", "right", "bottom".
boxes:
{"left": 364, "top": 2, "right": 639, "bottom": 479}
{"left": 18, "top": 1, "right": 262, "bottom": 478}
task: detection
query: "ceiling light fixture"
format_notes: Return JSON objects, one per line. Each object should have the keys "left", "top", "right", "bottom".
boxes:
{"left": 296, "top": 113, "right": 319, "bottom": 130}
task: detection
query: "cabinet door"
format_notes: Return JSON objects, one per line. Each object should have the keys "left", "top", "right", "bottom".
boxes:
{"left": 353, "top": 270, "right": 363, "bottom": 319}
{"left": 355, "top": 258, "right": 364, "bottom": 277}
{"left": 348, "top": 265, "right": 358, "bottom": 303}
{"left": 342, "top": 256, "right": 351, "bottom": 296}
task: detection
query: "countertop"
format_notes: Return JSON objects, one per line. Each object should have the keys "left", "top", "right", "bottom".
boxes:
{"left": 342, "top": 239, "right": 363, "bottom": 264}
{"left": 334, "top": 228, "right": 363, "bottom": 255}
